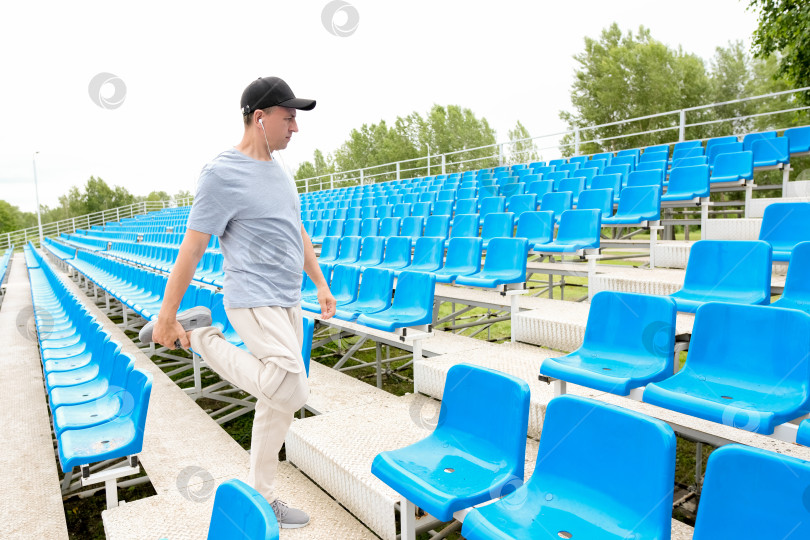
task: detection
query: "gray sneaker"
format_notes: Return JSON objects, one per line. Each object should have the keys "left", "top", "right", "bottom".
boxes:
{"left": 138, "top": 306, "right": 212, "bottom": 346}
{"left": 270, "top": 499, "right": 310, "bottom": 529}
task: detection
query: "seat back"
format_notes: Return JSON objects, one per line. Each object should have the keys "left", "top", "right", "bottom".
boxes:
{"left": 671, "top": 155, "right": 708, "bottom": 169}
{"left": 379, "top": 217, "right": 402, "bottom": 237}
{"left": 342, "top": 218, "right": 362, "bottom": 237}
{"left": 393, "top": 203, "right": 412, "bottom": 218}
{"left": 759, "top": 202, "right": 810, "bottom": 255}
{"left": 515, "top": 211, "right": 554, "bottom": 245}
{"left": 581, "top": 292, "right": 676, "bottom": 369}
{"left": 424, "top": 215, "right": 450, "bottom": 239}
{"left": 528, "top": 395, "right": 676, "bottom": 537}
{"left": 391, "top": 270, "right": 435, "bottom": 314}
{"left": 664, "top": 164, "right": 710, "bottom": 199}
{"left": 693, "top": 444, "right": 810, "bottom": 540}
{"left": 555, "top": 209, "right": 601, "bottom": 246}
{"left": 454, "top": 198, "right": 478, "bottom": 216}
{"left": 444, "top": 237, "right": 483, "bottom": 273}
{"left": 301, "top": 317, "right": 314, "bottom": 376}
{"left": 207, "top": 479, "right": 279, "bottom": 540}
{"left": 450, "top": 214, "right": 480, "bottom": 239}
{"left": 507, "top": 194, "right": 537, "bottom": 217}
{"left": 557, "top": 177, "right": 585, "bottom": 200}
{"left": 400, "top": 216, "right": 425, "bottom": 239}
{"left": 752, "top": 136, "right": 789, "bottom": 166}
{"left": 532, "top": 165, "right": 555, "bottom": 176}
{"left": 569, "top": 167, "right": 596, "bottom": 185}
{"left": 539, "top": 191, "right": 573, "bottom": 220}
{"left": 500, "top": 183, "right": 525, "bottom": 199}
{"left": 437, "top": 363, "right": 530, "bottom": 469}
{"left": 615, "top": 185, "right": 661, "bottom": 221}
{"left": 609, "top": 155, "right": 637, "bottom": 170}
{"left": 590, "top": 173, "right": 622, "bottom": 193}
{"left": 330, "top": 264, "right": 361, "bottom": 303}
{"left": 376, "top": 205, "right": 394, "bottom": 219}
{"left": 432, "top": 200, "right": 454, "bottom": 217}
{"left": 526, "top": 180, "right": 553, "bottom": 200}
{"left": 576, "top": 188, "right": 614, "bottom": 219}
{"left": 482, "top": 238, "right": 528, "bottom": 281}
{"left": 326, "top": 219, "right": 344, "bottom": 237}
{"left": 411, "top": 237, "right": 444, "bottom": 269}
{"left": 626, "top": 169, "right": 663, "bottom": 190}
{"left": 411, "top": 202, "right": 432, "bottom": 218}
{"left": 711, "top": 151, "right": 754, "bottom": 182}
{"left": 685, "top": 302, "right": 810, "bottom": 395}
{"left": 742, "top": 130, "right": 776, "bottom": 152}
{"left": 774, "top": 241, "right": 810, "bottom": 310}
{"left": 785, "top": 126, "right": 810, "bottom": 153}
{"left": 360, "top": 218, "right": 380, "bottom": 237}
{"left": 479, "top": 196, "right": 506, "bottom": 219}
{"left": 357, "top": 236, "right": 386, "bottom": 266}
{"left": 557, "top": 163, "right": 580, "bottom": 175}
{"left": 680, "top": 240, "right": 772, "bottom": 302}
{"left": 382, "top": 236, "right": 411, "bottom": 265}
{"left": 481, "top": 212, "right": 515, "bottom": 242}
{"left": 335, "top": 236, "right": 362, "bottom": 262}
{"left": 318, "top": 236, "right": 340, "bottom": 261}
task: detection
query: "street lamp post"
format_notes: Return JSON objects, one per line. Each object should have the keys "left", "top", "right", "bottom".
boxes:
{"left": 32, "top": 151, "right": 44, "bottom": 244}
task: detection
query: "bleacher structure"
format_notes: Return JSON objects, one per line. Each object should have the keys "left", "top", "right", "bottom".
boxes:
{"left": 2, "top": 125, "right": 810, "bottom": 539}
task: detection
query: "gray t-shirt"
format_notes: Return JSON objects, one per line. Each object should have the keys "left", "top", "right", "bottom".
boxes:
{"left": 187, "top": 148, "right": 304, "bottom": 308}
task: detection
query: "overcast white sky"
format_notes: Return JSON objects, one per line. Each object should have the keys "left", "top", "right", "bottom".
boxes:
{"left": 0, "top": 0, "right": 758, "bottom": 213}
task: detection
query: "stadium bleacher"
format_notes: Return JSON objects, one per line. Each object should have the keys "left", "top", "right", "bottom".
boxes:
{"left": 4, "top": 126, "right": 810, "bottom": 538}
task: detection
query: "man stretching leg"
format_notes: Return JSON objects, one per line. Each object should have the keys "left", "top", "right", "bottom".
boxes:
{"left": 141, "top": 76, "right": 335, "bottom": 528}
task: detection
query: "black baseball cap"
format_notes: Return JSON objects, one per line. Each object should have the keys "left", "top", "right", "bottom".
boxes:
{"left": 240, "top": 76, "right": 316, "bottom": 115}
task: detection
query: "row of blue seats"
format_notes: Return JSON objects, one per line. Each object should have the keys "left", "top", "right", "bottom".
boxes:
{"left": 301, "top": 265, "right": 437, "bottom": 331}
{"left": 542, "top": 287, "right": 810, "bottom": 443}
{"left": 372, "top": 364, "right": 810, "bottom": 539}
{"left": 24, "top": 244, "right": 153, "bottom": 473}
{"left": 301, "top": 126, "right": 810, "bottom": 205}
{"left": 0, "top": 246, "right": 13, "bottom": 290}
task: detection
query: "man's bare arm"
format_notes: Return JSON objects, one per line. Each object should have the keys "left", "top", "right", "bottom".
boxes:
{"left": 301, "top": 225, "right": 336, "bottom": 319}
{"left": 152, "top": 229, "right": 210, "bottom": 348}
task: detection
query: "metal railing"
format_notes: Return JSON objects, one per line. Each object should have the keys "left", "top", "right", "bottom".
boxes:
{"left": 294, "top": 86, "right": 810, "bottom": 193}
{"left": 0, "top": 197, "right": 194, "bottom": 251}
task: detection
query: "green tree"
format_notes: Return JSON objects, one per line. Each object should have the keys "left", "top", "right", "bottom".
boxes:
{"left": 0, "top": 200, "right": 36, "bottom": 233}
{"left": 144, "top": 190, "right": 170, "bottom": 202}
{"left": 507, "top": 121, "right": 540, "bottom": 164}
{"left": 749, "top": 0, "right": 810, "bottom": 103}
{"left": 559, "top": 23, "right": 712, "bottom": 155}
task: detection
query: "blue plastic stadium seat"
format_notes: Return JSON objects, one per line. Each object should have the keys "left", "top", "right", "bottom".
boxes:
{"left": 557, "top": 176, "right": 586, "bottom": 205}
{"left": 626, "top": 169, "right": 663, "bottom": 191}
{"left": 432, "top": 200, "right": 454, "bottom": 217}
{"left": 454, "top": 198, "right": 477, "bottom": 216}
{"left": 479, "top": 196, "right": 506, "bottom": 221}
{"left": 539, "top": 191, "right": 573, "bottom": 223}
{"left": 506, "top": 193, "right": 537, "bottom": 218}
{"left": 609, "top": 155, "right": 636, "bottom": 171}
{"left": 305, "top": 264, "right": 360, "bottom": 313}
{"left": 772, "top": 241, "right": 810, "bottom": 314}
{"left": 455, "top": 238, "right": 528, "bottom": 289}
{"left": 372, "top": 364, "right": 530, "bottom": 522}
{"left": 547, "top": 171, "right": 570, "bottom": 187}
{"left": 644, "top": 302, "right": 810, "bottom": 435}
{"left": 317, "top": 236, "right": 340, "bottom": 263}
{"left": 424, "top": 215, "right": 450, "bottom": 240}
{"left": 758, "top": 202, "right": 810, "bottom": 262}
{"left": 376, "top": 205, "right": 393, "bottom": 219}
{"left": 301, "top": 316, "right": 314, "bottom": 376}
{"left": 616, "top": 148, "right": 641, "bottom": 163}
{"left": 602, "top": 164, "right": 632, "bottom": 185}
{"left": 379, "top": 217, "right": 402, "bottom": 238}
{"left": 669, "top": 240, "right": 771, "bottom": 312}
{"left": 525, "top": 180, "right": 553, "bottom": 200}
{"left": 742, "top": 130, "right": 776, "bottom": 151}
{"left": 569, "top": 167, "right": 596, "bottom": 186}
{"left": 500, "top": 182, "right": 524, "bottom": 199}
{"left": 433, "top": 237, "right": 482, "bottom": 283}
{"left": 535, "top": 209, "right": 601, "bottom": 255}
{"left": 590, "top": 173, "right": 622, "bottom": 202}
{"left": 372, "top": 236, "right": 412, "bottom": 272}
{"left": 349, "top": 236, "right": 385, "bottom": 269}
{"left": 326, "top": 219, "right": 344, "bottom": 238}
{"left": 752, "top": 137, "right": 789, "bottom": 168}
{"left": 515, "top": 211, "right": 554, "bottom": 249}
{"left": 396, "top": 237, "right": 444, "bottom": 276}
{"left": 576, "top": 188, "right": 614, "bottom": 219}
{"left": 400, "top": 216, "right": 425, "bottom": 244}
{"left": 360, "top": 218, "right": 380, "bottom": 237}
{"left": 708, "top": 142, "right": 744, "bottom": 169}
{"left": 57, "top": 367, "right": 152, "bottom": 472}
{"left": 601, "top": 185, "right": 661, "bottom": 225}
{"left": 661, "top": 164, "right": 710, "bottom": 202}
{"left": 207, "top": 479, "right": 279, "bottom": 540}
{"left": 444, "top": 214, "right": 479, "bottom": 248}
{"left": 356, "top": 271, "right": 435, "bottom": 331}
{"left": 540, "top": 292, "right": 676, "bottom": 396}
{"left": 393, "top": 203, "right": 413, "bottom": 218}
{"left": 785, "top": 126, "right": 810, "bottom": 154}
{"left": 710, "top": 151, "right": 753, "bottom": 184}
{"left": 480, "top": 212, "right": 514, "bottom": 249}
{"left": 331, "top": 236, "right": 362, "bottom": 265}
{"left": 462, "top": 395, "right": 675, "bottom": 540}
{"left": 692, "top": 444, "right": 810, "bottom": 539}
{"left": 334, "top": 268, "right": 394, "bottom": 321}
{"left": 310, "top": 220, "right": 327, "bottom": 244}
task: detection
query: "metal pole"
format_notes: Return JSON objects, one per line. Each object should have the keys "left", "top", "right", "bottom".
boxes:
{"left": 441, "top": 154, "right": 446, "bottom": 175}
{"left": 32, "top": 152, "right": 44, "bottom": 243}
{"left": 396, "top": 162, "right": 401, "bottom": 181}
{"left": 679, "top": 110, "right": 686, "bottom": 142}
{"left": 574, "top": 128, "right": 581, "bottom": 156}
{"left": 499, "top": 143, "right": 504, "bottom": 166}
{"left": 360, "top": 169, "right": 364, "bottom": 186}
{"left": 330, "top": 173, "right": 334, "bottom": 190}
{"left": 426, "top": 144, "right": 431, "bottom": 176}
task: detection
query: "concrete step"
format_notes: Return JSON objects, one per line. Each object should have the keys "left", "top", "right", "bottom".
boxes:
{"left": 512, "top": 298, "right": 695, "bottom": 352}
{"left": 704, "top": 218, "right": 761, "bottom": 241}
{"left": 590, "top": 267, "right": 787, "bottom": 297}
{"left": 0, "top": 255, "right": 70, "bottom": 539}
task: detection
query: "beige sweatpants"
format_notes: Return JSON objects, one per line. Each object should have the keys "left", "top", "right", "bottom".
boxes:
{"left": 189, "top": 305, "right": 309, "bottom": 503}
